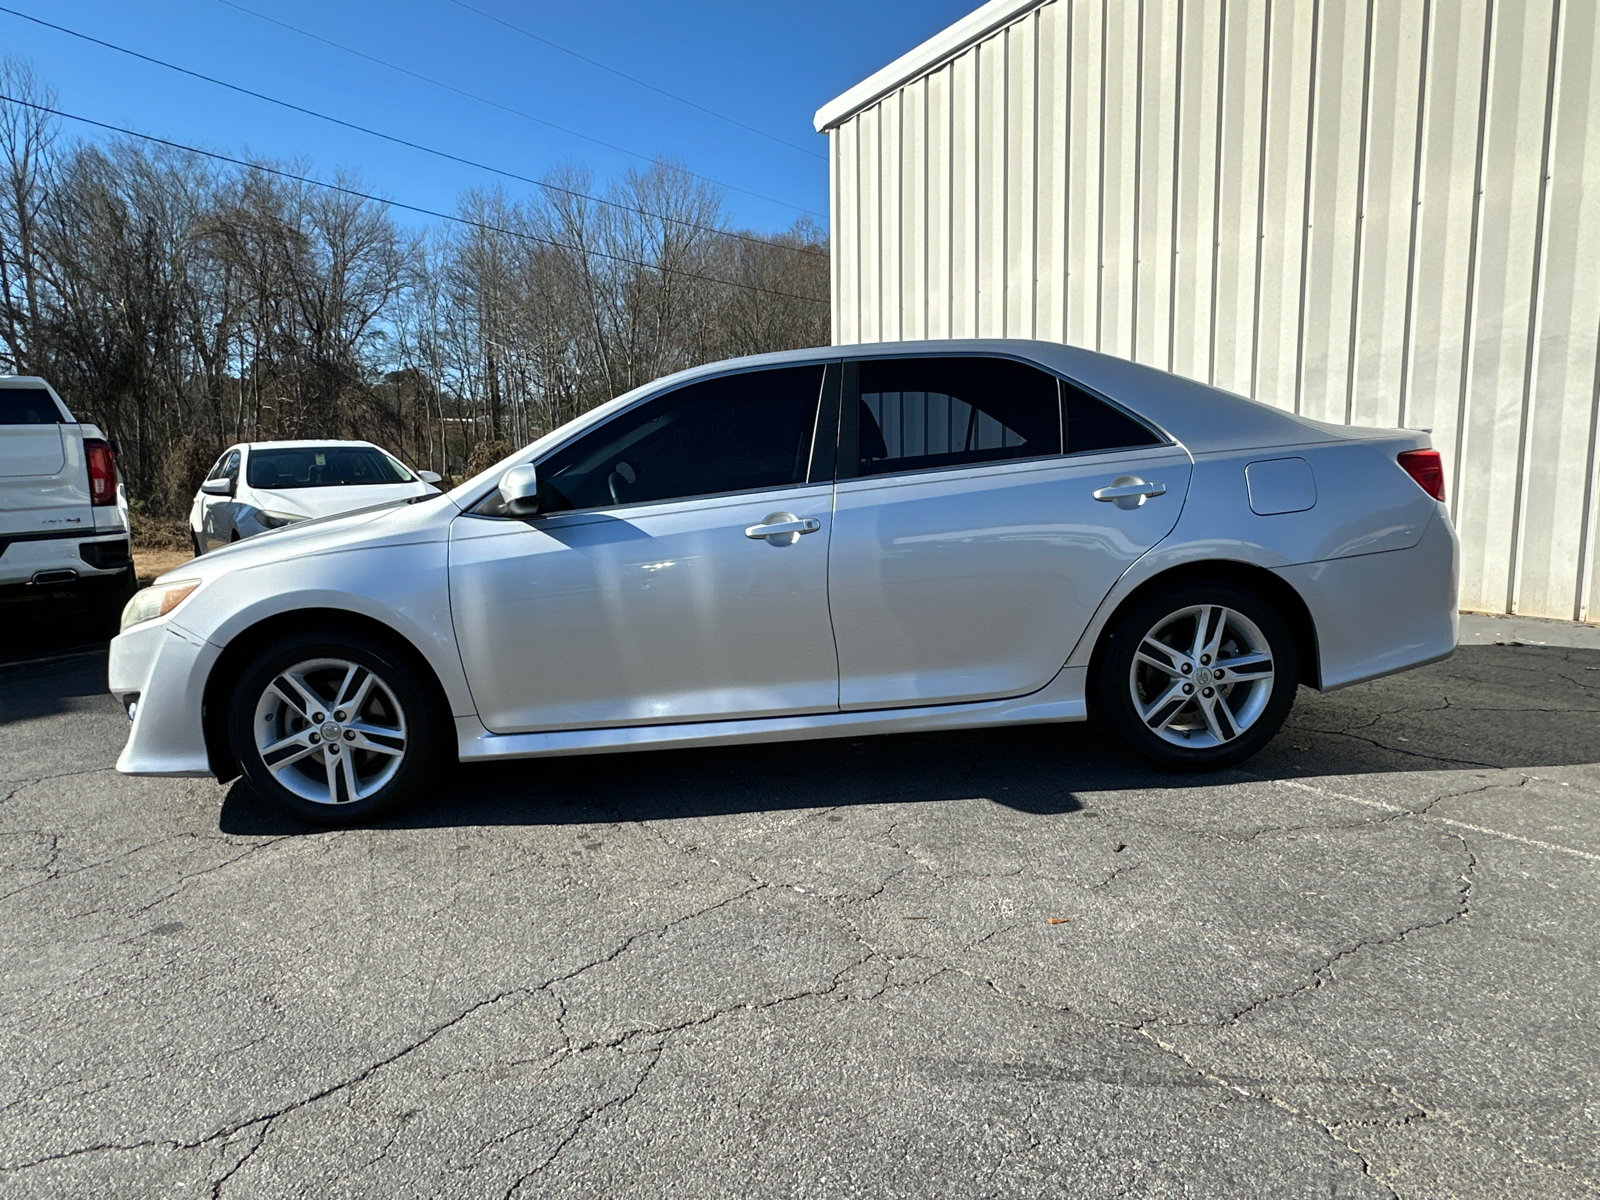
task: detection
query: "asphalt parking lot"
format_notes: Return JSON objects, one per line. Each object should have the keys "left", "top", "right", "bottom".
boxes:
{"left": 1, "top": 616, "right": 1597, "bottom": 1199}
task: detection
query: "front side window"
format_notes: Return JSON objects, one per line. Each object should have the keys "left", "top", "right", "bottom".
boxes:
{"left": 531, "top": 365, "right": 826, "bottom": 513}
{"left": 221, "top": 450, "right": 241, "bottom": 482}
{"left": 247, "top": 446, "right": 413, "bottom": 490}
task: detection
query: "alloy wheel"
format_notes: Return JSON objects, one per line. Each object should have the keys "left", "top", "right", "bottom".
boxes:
{"left": 1128, "top": 604, "right": 1275, "bottom": 748}
{"left": 250, "top": 657, "right": 409, "bottom": 805}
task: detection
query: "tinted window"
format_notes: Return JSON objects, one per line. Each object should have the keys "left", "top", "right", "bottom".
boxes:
{"left": 247, "top": 446, "right": 412, "bottom": 489}
{"left": 534, "top": 365, "right": 824, "bottom": 512}
{"left": 856, "top": 357, "right": 1061, "bottom": 476}
{"left": 0, "top": 386, "right": 62, "bottom": 425}
{"left": 206, "top": 453, "right": 231, "bottom": 481}
{"left": 1062, "top": 378, "right": 1163, "bottom": 455}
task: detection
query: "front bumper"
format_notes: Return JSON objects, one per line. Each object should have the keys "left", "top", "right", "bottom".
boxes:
{"left": 109, "top": 618, "right": 220, "bottom": 777}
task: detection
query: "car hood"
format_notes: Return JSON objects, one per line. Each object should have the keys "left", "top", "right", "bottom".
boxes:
{"left": 248, "top": 482, "right": 435, "bottom": 520}
{"left": 160, "top": 494, "right": 460, "bottom": 586}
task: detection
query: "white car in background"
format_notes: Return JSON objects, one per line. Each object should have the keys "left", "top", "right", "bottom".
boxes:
{"left": 190, "top": 440, "right": 441, "bottom": 552}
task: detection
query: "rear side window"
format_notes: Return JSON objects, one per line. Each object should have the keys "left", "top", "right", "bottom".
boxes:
{"left": 1062, "top": 378, "right": 1164, "bottom": 455}
{"left": 534, "top": 365, "right": 825, "bottom": 512}
{"left": 856, "top": 357, "right": 1059, "bottom": 476}
{"left": 0, "top": 387, "right": 63, "bottom": 425}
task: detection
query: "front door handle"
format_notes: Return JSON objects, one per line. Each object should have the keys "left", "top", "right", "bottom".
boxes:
{"left": 745, "top": 513, "right": 822, "bottom": 545}
{"left": 1092, "top": 476, "right": 1167, "bottom": 510}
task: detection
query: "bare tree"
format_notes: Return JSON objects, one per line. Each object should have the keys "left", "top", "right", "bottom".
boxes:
{"left": 0, "top": 64, "right": 830, "bottom": 502}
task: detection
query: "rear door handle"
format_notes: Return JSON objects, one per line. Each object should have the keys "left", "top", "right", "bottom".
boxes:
{"left": 1092, "top": 476, "right": 1166, "bottom": 510}
{"left": 745, "top": 513, "right": 822, "bottom": 545}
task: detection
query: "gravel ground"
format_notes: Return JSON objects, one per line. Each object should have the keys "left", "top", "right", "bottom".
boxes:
{"left": 0, "top": 616, "right": 1596, "bottom": 1199}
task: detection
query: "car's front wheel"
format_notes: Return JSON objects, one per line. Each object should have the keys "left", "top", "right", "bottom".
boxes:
{"left": 228, "top": 632, "right": 443, "bottom": 824}
{"left": 1094, "top": 582, "right": 1299, "bottom": 771}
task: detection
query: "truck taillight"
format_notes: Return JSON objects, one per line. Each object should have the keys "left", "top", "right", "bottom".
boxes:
{"left": 1397, "top": 449, "right": 1445, "bottom": 502}
{"left": 84, "top": 438, "right": 118, "bottom": 507}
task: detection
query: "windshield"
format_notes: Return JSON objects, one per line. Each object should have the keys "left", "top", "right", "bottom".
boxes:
{"left": 246, "top": 446, "right": 414, "bottom": 490}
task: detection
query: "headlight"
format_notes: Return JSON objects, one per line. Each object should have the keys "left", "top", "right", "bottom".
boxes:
{"left": 120, "top": 579, "right": 200, "bottom": 632}
{"left": 257, "top": 510, "right": 307, "bottom": 529}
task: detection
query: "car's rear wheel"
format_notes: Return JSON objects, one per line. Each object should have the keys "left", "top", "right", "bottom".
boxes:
{"left": 1094, "top": 582, "right": 1298, "bottom": 771}
{"left": 228, "top": 632, "right": 443, "bottom": 824}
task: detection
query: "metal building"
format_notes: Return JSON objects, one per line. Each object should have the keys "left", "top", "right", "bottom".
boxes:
{"left": 815, "top": 0, "right": 1600, "bottom": 622}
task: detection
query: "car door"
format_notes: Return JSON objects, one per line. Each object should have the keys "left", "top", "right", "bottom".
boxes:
{"left": 199, "top": 448, "right": 241, "bottom": 551}
{"left": 450, "top": 362, "right": 842, "bottom": 734}
{"left": 827, "top": 354, "right": 1193, "bottom": 711}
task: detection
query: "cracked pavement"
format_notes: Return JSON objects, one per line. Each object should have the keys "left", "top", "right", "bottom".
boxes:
{"left": 1, "top": 624, "right": 1597, "bottom": 1198}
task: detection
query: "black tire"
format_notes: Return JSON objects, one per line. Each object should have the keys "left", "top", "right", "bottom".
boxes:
{"left": 228, "top": 631, "right": 444, "bottom": 825}
{"left": 1094, "top": 581, "right": 1299, "bottom": 772}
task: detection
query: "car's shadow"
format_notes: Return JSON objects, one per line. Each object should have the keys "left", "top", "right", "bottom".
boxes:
{"left": 0, "top": 587, "right": 108, "bottom": 668}
{"left": 215, "top": 642, "right": 1600, "bottom": 835}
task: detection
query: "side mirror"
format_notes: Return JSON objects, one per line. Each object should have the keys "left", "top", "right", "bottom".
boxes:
{"left": 416, "top": 469, "right": 442, "bottom": 485}
{"left": 497, "top": 464, "right": 540, "bottom": 515}
{"left": 200, "top": 478, "right": 233, "bottom": 497}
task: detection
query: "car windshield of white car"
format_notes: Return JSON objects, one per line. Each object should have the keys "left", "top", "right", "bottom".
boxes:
{"left": 247, "top": 447, "right": 414, "bottom": 489}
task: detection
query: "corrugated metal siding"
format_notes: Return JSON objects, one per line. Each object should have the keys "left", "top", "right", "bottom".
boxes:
{"left": 828, "top": 0, "right": 1600, "bottom": 621}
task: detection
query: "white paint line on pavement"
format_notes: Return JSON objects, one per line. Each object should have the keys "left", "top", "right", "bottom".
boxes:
{"left": 1274, "top": 778, "right": 1600, "bottom": 865}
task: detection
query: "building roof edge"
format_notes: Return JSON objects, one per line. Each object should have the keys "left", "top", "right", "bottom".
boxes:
{"left": 812, "top": 0, "right": 1048, "bottom": 133}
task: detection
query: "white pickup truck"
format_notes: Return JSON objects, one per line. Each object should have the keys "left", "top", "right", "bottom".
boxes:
{"left": 0, "top": 376, "right": 135, "bottom": 632}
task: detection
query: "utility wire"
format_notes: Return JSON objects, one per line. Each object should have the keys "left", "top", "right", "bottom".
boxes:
{"left": 0, "top": 5, "right": 827, "bottom": 261}
{"left": 0, "top": 95, "right": 830, "bottom": 307}
{"left": 444, "top": 0, "right": 826, "bottom": 162}
{"left": 209, "top": 0, "right": 825, "bottom": 220}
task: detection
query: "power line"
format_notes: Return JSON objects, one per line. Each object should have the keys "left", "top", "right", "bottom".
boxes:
{"left": 0, "top": 95, "right": 830, "bottom": 307}
{"left": 209, "top": 0, "right": 826, "bottom": 221}
{"left": 0, "top": 5, "right": 827, "bottom": 262}
{"left": 443, "top": 0, "right": 826, "bottom": 162}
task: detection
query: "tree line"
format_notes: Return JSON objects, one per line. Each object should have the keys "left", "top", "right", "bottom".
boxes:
{"left": 0, "top": 60, "right": 831, "bottom": 517}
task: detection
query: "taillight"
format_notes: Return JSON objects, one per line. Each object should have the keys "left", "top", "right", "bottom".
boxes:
{"left": 84, "top": 438, "right": 118, "bottom": 507}
{"left": 1397, "top": 449, "right": 1445, "bottom": 502}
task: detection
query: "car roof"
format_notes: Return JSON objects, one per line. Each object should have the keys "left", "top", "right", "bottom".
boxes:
{"left": 632, "top": 339, "right": 1357, "bottom": 455}
{"left": 447, "top": 338, "right": 1374, "bottom": 508}
{"left": 240, "top": 440, "right": 384, "bottom": 449}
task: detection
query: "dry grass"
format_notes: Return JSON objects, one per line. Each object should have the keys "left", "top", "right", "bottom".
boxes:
{"left": 134, "top": 548, "right": 194, "bottom": 585}
{"left": 129, "top": 509, "right": 192, "bottom": 551}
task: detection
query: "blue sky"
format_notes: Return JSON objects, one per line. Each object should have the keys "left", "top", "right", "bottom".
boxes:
{"left": 2, "top": 0, "right": 977, "bottom": 235}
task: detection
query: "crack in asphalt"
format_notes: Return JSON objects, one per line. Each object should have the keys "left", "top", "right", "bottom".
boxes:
{"left": 209, "top": 1119, "right": 270, "bottom": 1200}
{"left": 500, "top": 1039, "right": 666, "bottom": 1199}
{"left": 1161, "top": 831, "right": 1476, "bottom": 1030}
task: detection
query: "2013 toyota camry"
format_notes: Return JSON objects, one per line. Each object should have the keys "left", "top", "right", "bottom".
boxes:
{"left": 108, "top": 340, "right": 1459, "bottom": 824}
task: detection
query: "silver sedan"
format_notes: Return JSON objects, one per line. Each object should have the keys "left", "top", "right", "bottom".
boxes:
{"left": 109, "top": 340, "right": 1458, "bottom": 824}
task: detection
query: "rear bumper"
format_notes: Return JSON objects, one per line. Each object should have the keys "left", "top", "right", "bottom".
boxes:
{"left": 109, "top": 618, "right": 219, "bottom": 777}
{"left": 0, "top": 531, "right": 131, "bottom": 587}
{"left": 1275, "top": 506, "right": 1460, "bottom": 691}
